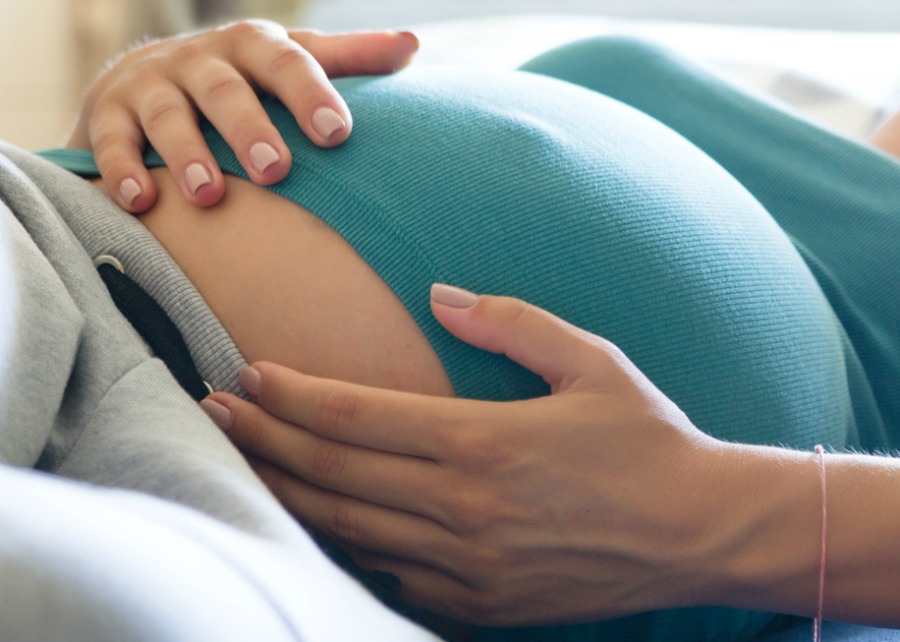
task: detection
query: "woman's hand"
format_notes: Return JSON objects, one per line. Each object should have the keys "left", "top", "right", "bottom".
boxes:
{"left": 204, "top": 285, "right": 732, "bottom": 625}
{"left": 68, "top": 20, "right": 418, "bottom": 212}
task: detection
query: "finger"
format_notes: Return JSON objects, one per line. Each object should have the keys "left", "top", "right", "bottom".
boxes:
{"left": 178, "top": 58, "right": 292, "bottom": 185}
{"left": 248, "top": 456, "right": 464, "bottom": 576}
{"left": 136, "top": 82, "right": 226, "bottom": 207}
{"left": 430, "top": 285, "right": 615, "bottom": 392}
{"left": 228, "top": 24, "right": 351, "bottom": 147}
{"left": 89, "top": 101, "right": 159, "bottom": 212}
{"left": 207, "top": 392, "right": 452, "bottom": 520}
{"left": 348, "top": 549, "right": 483, "bottom": 623}
{"left": 235, "top": 362, "right": 490, "bottom": 459}
{"left": 290, "top": 30, "right": 420, "bottom": 77}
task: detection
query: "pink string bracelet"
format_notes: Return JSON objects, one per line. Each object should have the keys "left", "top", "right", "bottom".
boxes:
{"left": 813, "top": 444, "right": 827, "bottom": 642}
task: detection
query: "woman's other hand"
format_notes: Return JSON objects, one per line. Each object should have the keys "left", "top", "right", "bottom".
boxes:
{"left": 204, "top": 285, "right": 732, "bottom": 625}
{"left": 67, "top": 21, "right": 418, "bottom": 212}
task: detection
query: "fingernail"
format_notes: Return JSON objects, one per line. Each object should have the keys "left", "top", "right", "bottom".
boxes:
{"left": 200, "top": 399, "right": 232, "bottom": 432}
{"left": 249, "top": 141, "right": 280, "bottom": 174}
{"left": 119, "top": 177, "right": 142, "bottom": 207}
{"left": 398, "top": 31, "right": 420, "bottom": 46}
{"left": 239, "top": 366, "right": 262, "bottom": 396}
{"left": 185, "top": 162, "right": 212, "bottom": 195}
{"left": 311, "top": 106, "right": 346, "bottom": 140}
{"left": 431, "top": 283, "right": 479, "bottom": 308}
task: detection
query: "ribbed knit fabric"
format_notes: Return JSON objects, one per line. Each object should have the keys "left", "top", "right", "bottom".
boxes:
{"left": 39, "top": 37, "right": 900, "bottom": 642}
{"left": 521, "top": 36, "right": 900, "bottom": 455}
{"left": 30, "top": 147, "right": 249, "bottom": 398}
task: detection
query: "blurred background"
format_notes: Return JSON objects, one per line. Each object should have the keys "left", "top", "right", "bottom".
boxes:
{"left": 1, "top": 0, "right": 899, "bottom": 150}
{"left": 305, "top": 0, "right": 900, "bottom": 31}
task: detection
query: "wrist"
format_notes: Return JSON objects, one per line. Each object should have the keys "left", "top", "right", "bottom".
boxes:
{"left": 688, "top": 443, "right": 823, "bottom": 616}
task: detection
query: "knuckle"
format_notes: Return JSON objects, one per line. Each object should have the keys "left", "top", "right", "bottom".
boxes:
{"left": 129, "top": 63, "right": 165, "bottom": 88}
{"left": 143, "top": 100, "right": 185, "bottom": 131}
{"left": 87, "top": 90, "right": 117, "bottom": 117}
{"left": 221, "top": 111, "right": 273, "bottom": 146}
{"left": 232, "top": 405, "right": 267, "bottom": 450}
{"left": 317, "top": 388, "right": 360, "bottom": 433}
{"left": 470, "top": 295, "right": 534, "bottom": 338}
{"left": 91, "top": 143, "right": 140, "bottom": 181}
{"left": 602, "top": 337, "right": 628, "bottom": 361}
{"left": 288, "top": 28, "right": 319, "bottom": 46}
{"left": 589, "top": 333, "right": 629, "bottom": 369}
{"left": 475, "top": 293, "right": 528, "bottom": 319}
{"left": 201, "top": 74, "right": 246, "bottom": 103}
{"left": 89, "top": 129, "right": 123, "bottom": 160}
{"left": 502, "top": 297, "right": 535, "bottom": 333}
{"left": 583, "top": 329, "right": 617, "bottom": 354}
{"left": 170, "top": 40, "right": 204, "bottom": 65}
{"left": 447, "top": 488, "right": 496, "bottom": 534}
{"left": 453, "top": 426, "right": 517, "bottom": 474}
{"left": 310, "top": 441, "right": 348, "bottom": 482}
{"left": 328, "top": 504, "right": 364, "bottom": 545}
{"left": 451, "top": 426, "right": 494, "bottom": 460}
{"left": 266, "top": 45, "right": 313, "bottom": 77}
{"left": 223, "top": 18, "right": 276, "bottom": 40}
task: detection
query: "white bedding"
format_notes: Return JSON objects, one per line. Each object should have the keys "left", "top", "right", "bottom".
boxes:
{"left": 411, "top": 14, "right": 900, "bottom": 139}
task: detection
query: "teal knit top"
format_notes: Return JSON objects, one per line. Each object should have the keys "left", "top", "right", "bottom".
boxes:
{"left": 41, "top": 36, "right": 900, "bottom": 642}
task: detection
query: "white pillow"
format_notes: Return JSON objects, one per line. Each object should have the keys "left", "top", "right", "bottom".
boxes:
{"left": 411, "top": 14, "right": 900, "bottom": 138}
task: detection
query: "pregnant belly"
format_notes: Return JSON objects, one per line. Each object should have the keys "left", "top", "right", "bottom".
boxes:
{"left": 125, "top": 169, "right": 454, "bottom": 397}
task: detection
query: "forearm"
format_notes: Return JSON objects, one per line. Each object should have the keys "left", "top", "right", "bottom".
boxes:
{"left": 706, "top": 443, "right": 900, "bottom": 626}
{"left": 212, "top": 287, "right": 900, "bottom": 632}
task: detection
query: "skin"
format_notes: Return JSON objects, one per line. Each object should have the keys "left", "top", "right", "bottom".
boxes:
{"left": 76, "top": 20, "right": 900, "bottom": 629}
{"left": 68, "top": 20, "right": 419, "bottom": 211}
{"left": 76, "top": 19, "right": 442, "bottom": 395}
{"left": 208, "top": 290, "right": 900, "bottom": 629}
{"left": 115, "top": 169, "right": 454, "bottom": 397}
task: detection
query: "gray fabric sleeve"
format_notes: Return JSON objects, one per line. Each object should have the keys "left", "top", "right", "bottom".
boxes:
{"left": 0, "top": 143, "right": 439, "bottom": 642}
{"left": 0, "top": 142, "right": 277, "bottom": 534}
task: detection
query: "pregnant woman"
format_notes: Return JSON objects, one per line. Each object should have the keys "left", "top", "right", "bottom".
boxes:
{"left": 39, "top": 23, "right": 900, "bottom": 642}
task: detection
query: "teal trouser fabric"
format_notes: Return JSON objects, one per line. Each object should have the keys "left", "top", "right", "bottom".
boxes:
{"left": 39, "top": 37, "right": 900, "bottom": 641}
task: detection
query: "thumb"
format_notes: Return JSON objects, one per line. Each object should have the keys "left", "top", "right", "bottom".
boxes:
{"left": 429, "top": 284, "right": 613, "bottom": 392}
